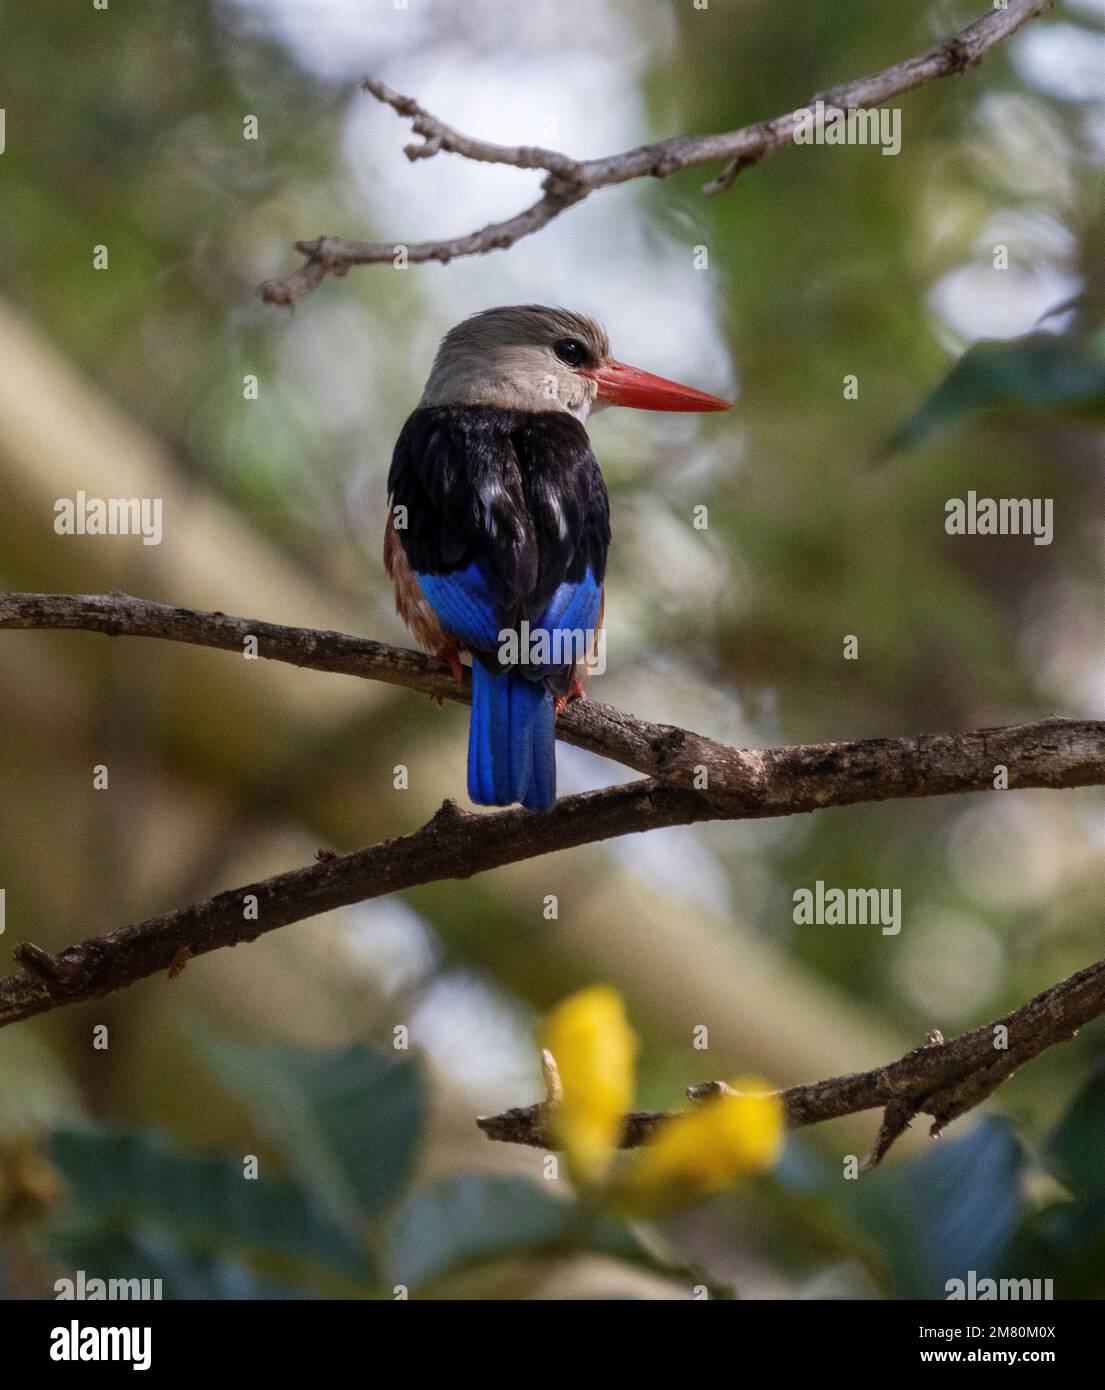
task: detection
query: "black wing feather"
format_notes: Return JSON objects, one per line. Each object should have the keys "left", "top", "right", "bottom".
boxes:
{"left": 387, "top": 405, "right": 610, "bottom": 636}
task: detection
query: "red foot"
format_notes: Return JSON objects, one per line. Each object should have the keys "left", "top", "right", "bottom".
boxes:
{"left": 443, "top": 638, "right": 464, "bottom": 684}
{"left": 554, "top": 674, "right": 588, "bottom": 717}
{"left": 434, "top": 636, "right": 464, "bottom": 706}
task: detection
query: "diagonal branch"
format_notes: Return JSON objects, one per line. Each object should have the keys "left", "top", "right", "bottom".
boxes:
{"left": 6, "top": 591, "right": 1105, "bottom": 812}
{"left": 0, "top": 782, "right": 715, "bottom": 1031}
{"left": 0, "top": 588, "right": 751, "bottom": 784}
{"left": 478, "top": 955, "right": 1105, "bottom": 1166}
{"left": 258, "top": 0, "right": 1053, "bottom": 304}
{"left": 4, "top": 588, "right": 1105, "bottom": 1051}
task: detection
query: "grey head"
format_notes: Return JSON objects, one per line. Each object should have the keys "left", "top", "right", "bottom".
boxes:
{"left": 419, "top": 305, "right": 610, "bottom": 420}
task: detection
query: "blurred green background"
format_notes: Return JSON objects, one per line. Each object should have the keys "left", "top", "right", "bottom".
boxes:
{"left": 2, "top": 0, "right": 1105, "bottom": 1298}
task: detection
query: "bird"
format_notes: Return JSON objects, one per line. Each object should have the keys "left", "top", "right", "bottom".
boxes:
{"left": 385, "top": 305, "right": 730, "bottom": 812}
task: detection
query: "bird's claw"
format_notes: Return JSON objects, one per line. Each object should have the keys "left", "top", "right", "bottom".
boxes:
{"left": 435, "top": 636, "right": 464, "bottom": 693}
{"left": 554, "top": 674, "right": 588, "bottom": 717}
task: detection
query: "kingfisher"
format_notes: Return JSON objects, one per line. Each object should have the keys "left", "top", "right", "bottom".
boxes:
{"left": 385, "top": 305, "right": 730, "bottom": 812}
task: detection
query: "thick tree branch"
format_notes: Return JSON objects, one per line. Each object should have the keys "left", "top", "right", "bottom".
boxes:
{"left": 4, "top": 587, "right": 1105, "bottom": 1053}
{"left": 0, "top": 588, "right": 745, "bottom": 784}
{"left": 478, "top": 956, "right": 1105, "bottom": 1166}
{"left": 258, "top": 0, "right": 1053, "bottom": 304}
{"left": 3, "top": 589, "right": 1105, "bottom": 1162}
{"left": 7, "top": 591, "right": 1105, "bottom": 814}
{"left": 0, "top": 782, "right": 716, "bottom": 1030}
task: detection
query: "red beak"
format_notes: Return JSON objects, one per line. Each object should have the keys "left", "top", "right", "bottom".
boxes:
{"left": 583, "top": 359, "right": 731, "bottom": 413}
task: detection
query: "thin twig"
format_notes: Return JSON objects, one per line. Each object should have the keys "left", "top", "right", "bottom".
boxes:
{"left": 479, "top": 957, "right": 1105, "bottom": 1165}
{"left": 258, "top": 0, "right": 1053, "bottom": 304}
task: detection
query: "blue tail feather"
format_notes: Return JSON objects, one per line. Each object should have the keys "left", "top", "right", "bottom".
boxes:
{"left": 468, "top": 663, "right": 556, "bottom": 811}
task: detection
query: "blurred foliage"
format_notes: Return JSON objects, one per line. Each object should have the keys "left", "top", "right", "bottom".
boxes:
{"left": 883, "top": 317, "right": 1105, "bottom": 456}
{"left": 2, "top": 0, "right": 1105, "bottom": 1299}
{"left": 188, "top": 1022, "right": 425, "bottom": 1226}
{"left": 3, "top": 1033, "right": 1103, "bottom": 1298}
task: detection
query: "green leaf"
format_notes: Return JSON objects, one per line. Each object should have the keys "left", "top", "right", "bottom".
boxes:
{"left": 47, "top": 1227, "right": 313, "bottom": 1300}
{"left": 1044, "top": 1065, "right": 1105, "bottom": 1198}
{"left": 190, "top": 1023, "right": 426, "bottom": 1226}
{"left": 1006, "top": 1189, "right": 1105, "bottom": 1299}
{"left": 836, "top": 1118, "right": 1027, "bottom": 1298}
{"left": 50, "top": 1127, "right": 370, "bottom": 1281}
{"left": 386, "top": 1175, "right": 705, "bottom": 1294}
{"left": 386, "top": 1175, "right": 574, "bottom": 1289}
{"left": 882, "top": 331, "right": 1105, "bottom": 456}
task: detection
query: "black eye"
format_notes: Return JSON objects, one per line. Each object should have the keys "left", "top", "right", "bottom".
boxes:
{"left": 553, "top": 338, "right": 588, "bottom": 367}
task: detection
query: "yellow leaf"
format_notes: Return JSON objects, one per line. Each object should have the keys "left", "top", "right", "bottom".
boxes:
{"left": 543, "top": 986, "right": 637, "bottom": 1188}
{"left": 615, "top": 1080, "right": 783, "bottom": 1215}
